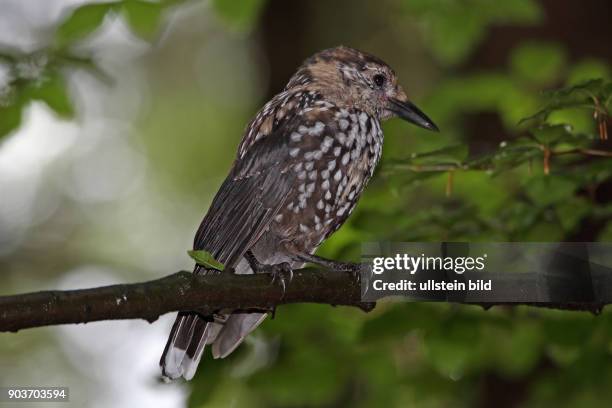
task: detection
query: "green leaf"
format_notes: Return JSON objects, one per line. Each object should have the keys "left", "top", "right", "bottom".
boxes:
{"left": 546, "top": 108, "right": 595, "bottom": 135}
{"left": 531, "top": 124, "right": 573, "bottom": 146}
{"left": 121, "top": 0, "right": 165, "bottom": 41}
{"left": 0, "top": 69, "right": 74, "bottom": 140}
{"left": 493, "top": 322, "right": 543, "bottom": 376}
{"left": 22, "top": 72, "right": 74, "bottom": 118}
{"left": 546, "top": 78, "right": 611, "bottom": 102}
{"left": 187, "top": 249, "right": 225, "bottom": 271}
{"left": 486, "top": 138, "right": 541, "bottom": 174}
{"left": 524, "top": 175, "right": 576, "bottom": 207}
{"left": 567, "top": 59, "right": 611, "bottom": 85}
{"left": 520, "top": 78, "right": 612, "bottom": 126}
{"left": 425, "top": 73, "right": 524, "bottom": 128}
{"left": 407, "top": 144, "right": 469, "bottom": 166}
{"left": 55, "top": 2, "right": 120, "bottom": 48}
{"left": 556, "top": 197, "right": 591, "bottom": 231}
{"left": 510, "top": 42, "right": 567, "bottom": 85}
{"left": 401, "top": 0, "right": 542, "bottom": 65}
{"left": 0, "top": 98, "right": 23, "bottom": 140}
{"left": 426, "top": 10, "right": 486, "bottom": 66}
{"left": 212, "top": 0, "right": 267, "bottom": 31}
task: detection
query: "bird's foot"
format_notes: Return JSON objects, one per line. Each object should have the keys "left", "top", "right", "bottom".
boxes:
{"left": 268, "top": 262, "right": 293, "bottom": 296}
{"left": 245, "top": 251, "right": 293, "bottom": 296}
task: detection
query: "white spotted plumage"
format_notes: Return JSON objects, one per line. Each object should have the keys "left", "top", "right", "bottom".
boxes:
{"left": 253, "top": 90, "right": 384, "bottom": 250}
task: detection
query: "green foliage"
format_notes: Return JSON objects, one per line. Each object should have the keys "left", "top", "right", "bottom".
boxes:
{"left": 0, "top": 53, "right": 77, "bottom": 139}
{"left": 121, "top": 0, "right": 167, "bottom": 40}
{"left": 400, "top": 0, "right": 542, "bottom": 65}
{"left": 53, "top": 0, "right": 183, "bottom": 47}
{"left": 425, "top": 73, "right": 539, "bottom": 129}
{"left": 377, "top": 75, "right": 610, "bottom": 242}
{"left": 510, "top": 42, "right": 567, "bottom": 85}
{"left": 522, "top": 78, "right": 612, "bottom": 127}
{"left": 212, "top": 0, "right": 267, "bottom": 31}
{"left": 0, "top": 0, "right": 262, "bottom": 141}
{"left": 188, "top": 304, "right": 612, "bottom": 407}
{"left": 54, "top": 1, "right": 121, "bottom": 48}
{"left": 21, "top": 70, "right": 75, "bottom": 118}
{"left": 0, "top": 99, "right": 22, "bottom": 138}
{"left": 386, "top": 68, "right": 611, "bottom": 192}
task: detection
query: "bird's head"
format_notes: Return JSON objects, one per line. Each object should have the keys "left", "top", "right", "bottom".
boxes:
{"left": 288, "top": 46, "right": 438, "bottom": 131}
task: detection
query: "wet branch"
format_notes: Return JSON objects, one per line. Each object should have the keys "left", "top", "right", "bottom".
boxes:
{"left": 0, "top": 268, "right": 607, "bottom": 333}
{"left": 0, "top": 268, "right": 372, "bottom": 332}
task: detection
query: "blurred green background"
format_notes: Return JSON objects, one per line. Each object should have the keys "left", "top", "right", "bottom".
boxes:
{"left": 0, "top": 0, "right": 611, "bottom": 407}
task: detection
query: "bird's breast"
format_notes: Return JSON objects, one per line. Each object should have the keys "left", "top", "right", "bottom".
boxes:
{"left": 271, "top": 108, "right": 383, "bottom": 251}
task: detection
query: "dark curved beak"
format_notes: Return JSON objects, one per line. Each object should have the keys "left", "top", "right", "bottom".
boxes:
{"left": 389, "top": 98, "right": 439, "bottom": 132}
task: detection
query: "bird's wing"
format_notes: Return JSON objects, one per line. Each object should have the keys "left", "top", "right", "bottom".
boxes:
{"left": 192, "top": 125, "right": 295, "bottom": 270}
{"left": 162, "top": 96, "right": 339, "bottom": 380}
{"left": 160, "top": 126, "right": 295, "bottom": 380}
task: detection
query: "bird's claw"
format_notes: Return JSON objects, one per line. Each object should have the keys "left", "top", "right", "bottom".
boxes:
{"left": 269, "top": 262, "right": 293, "bottom": 297}
{"left": 245, "top": 252, "right": 293, "bottom": 293}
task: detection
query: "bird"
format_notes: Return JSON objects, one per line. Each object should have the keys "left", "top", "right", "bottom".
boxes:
{"left": 160, "top": 45, "right": 438, "bottom": 380}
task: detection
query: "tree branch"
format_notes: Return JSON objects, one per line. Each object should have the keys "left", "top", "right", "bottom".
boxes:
{"left": 0, "top": 268, "right": 607, "bottom": 333}
{"left": 0, "top": 268, "right": 372, "bottom": 333}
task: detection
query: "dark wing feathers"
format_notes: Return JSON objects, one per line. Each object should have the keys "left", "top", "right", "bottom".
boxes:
{"left": 162, "top": 95, "right": 306, "bottom": 380}
{"left": 192, "top": 128, "right": 294, "bottom": 271}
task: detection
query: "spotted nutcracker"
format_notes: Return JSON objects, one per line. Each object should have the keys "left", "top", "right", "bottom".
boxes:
{"left": 160, "top": 46, "right": 438, "bottom": 380}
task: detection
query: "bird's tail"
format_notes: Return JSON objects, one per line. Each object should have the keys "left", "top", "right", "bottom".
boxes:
{"left": 160, "top": 311, "right": 267, "bottom": 380}
{"left": 161, "top": 257, "right": 282, "bottom": 380}
{"left": 160, "top": 312, "right": 219, "bottom": 380}
{"left": 212, "top": 312, "right": 268, "bottom": 359}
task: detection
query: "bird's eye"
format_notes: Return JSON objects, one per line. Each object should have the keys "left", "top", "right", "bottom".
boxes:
{"left": 373, "top": 74, "right": 386, "bottom": 88}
